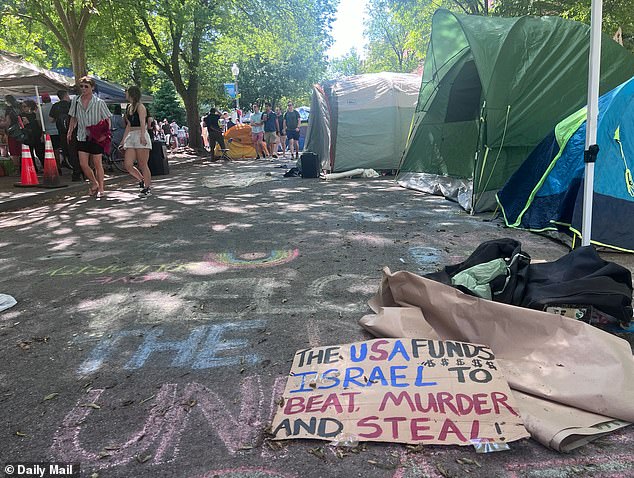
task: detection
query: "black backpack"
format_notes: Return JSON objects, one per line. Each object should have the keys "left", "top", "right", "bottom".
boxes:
{"left": 51, "top": 100, "right": 71, "bottom": 135}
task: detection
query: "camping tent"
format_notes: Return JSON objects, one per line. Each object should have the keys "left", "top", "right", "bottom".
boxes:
{"left": 397, "top": 9, "right": 634, "bottom": 212}
{"left": 497, "top": 76, "right": 634, "bottom": 252}
{"left": 304, "top": 72, "right": 421, "bottom": 172}
{"left": 0, "top": 50, "right": 73, "bottom": 96}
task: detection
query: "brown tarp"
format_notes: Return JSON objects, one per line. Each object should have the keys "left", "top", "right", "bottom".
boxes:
{"left": 360, "top": 268, "right": 633, "bottom": 451}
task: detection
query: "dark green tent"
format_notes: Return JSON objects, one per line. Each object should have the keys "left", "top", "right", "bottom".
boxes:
{"left": 398, "top": 9, "right": 634, "bottom": 212}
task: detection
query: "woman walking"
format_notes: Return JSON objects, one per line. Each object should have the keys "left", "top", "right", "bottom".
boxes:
{"left": 66, "top": 77, "right": 111, "bottom": 197}
{"left": 121, "top": 85, "right": 152, "bottom": 197}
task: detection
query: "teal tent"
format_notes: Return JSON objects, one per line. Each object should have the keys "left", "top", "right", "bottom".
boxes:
{"left": 497, "top": 76, "right": 634, "bottom": 252}
{"left": 398, "top": 9, "right": 634, "bottom": 212}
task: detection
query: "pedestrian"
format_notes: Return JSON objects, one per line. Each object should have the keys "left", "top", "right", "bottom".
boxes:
{"left": 121, "top": 85, "right": 153, "bottom": 197}
{"left": 0, "top": 95, "right": 23, "bottom": 174}
{"left": 21, "top": 99, "right": 45, "bottom": 170}
{"left": 275, "top": 106, "right": 286, "bottom": 157}
{"left": 283, "top": 101, "right": 301, "bottom": 159}
{"left": 40, "top": 92, "right": 61, "bottom": 170}
{"left": 262, "top": 102, "right": 278, "bottom": 159}
{"left": 50, "top": 90, "right": 81, "bottom": 181}
{"left": 161, "top": 119, "right": 171, "bottom": 148}
{"left": 170, "top": 119, "right": 179, "bottom": 149}
{"left": 203, "top": 108, "right": 226, "bottom": 160}
{"left": 250, "top": 103, "right": 267, "bottom": 159}
{"left": 67, "top": 77, "right": 111, "bottom": 197}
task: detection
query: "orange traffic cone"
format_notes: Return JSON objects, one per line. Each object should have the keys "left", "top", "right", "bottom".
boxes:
{"left": 42, "top": 134, "right": 67, "bottom": 188}
{"left": 14, "top": 144, "right": 39, "bottom": 188}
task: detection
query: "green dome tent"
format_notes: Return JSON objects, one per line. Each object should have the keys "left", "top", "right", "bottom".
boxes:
{"left": 397, "top": 9, "right": 634, "bottom": 212}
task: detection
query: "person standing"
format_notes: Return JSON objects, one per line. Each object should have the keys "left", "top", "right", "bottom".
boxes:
{"left": 40, "top": 93, "right": 61, "bottom": 170}
{"left": 0, "top": 95, "right": 23, "bottom": 173}
{"left": 250, "top": 103, "right": 267, "bottom": 159}
{"left": 283, "top": 101, "right": 301, "bottom": 159}
{"left": 275, "top": 106, "right": 286, "bottom": 158}
{"left": 67, "top": 76, "right": 111, "bottom": 197}
{"left": 50, "top": 90, "right": 81, "bottom": 181}
{"left": 121, "top": 85, "right": 153, "bottom": 197}
{"left": 262, "top": 102, "right": 278, "bottom": 159}
{"left": 110, "top": 104, "right": 125, "bottom": 155}
{"left": 161, "top": 119, "right": 171, "bottom": 148}
{"left": 203, "top": 108, "right": 226, "bottom": 160}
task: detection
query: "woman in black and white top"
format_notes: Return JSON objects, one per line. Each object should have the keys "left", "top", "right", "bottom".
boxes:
{"left": 66, "top": 76, "right": 111, "bottom": 197}
{"left": 121, "top": 85, "right": 152, "bottom": 197}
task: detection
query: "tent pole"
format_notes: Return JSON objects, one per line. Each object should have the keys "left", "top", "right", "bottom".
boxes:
{"left": 34, "top": 85, "right": 47, "bottom": 135}
{"left": 581, "top": 0, "right": 603, "bottom": 247}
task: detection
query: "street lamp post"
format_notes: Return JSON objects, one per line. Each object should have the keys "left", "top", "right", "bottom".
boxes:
{"left": 231, "top": 63, "right": 240, "bottom": 111}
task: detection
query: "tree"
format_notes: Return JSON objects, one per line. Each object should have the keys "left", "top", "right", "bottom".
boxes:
{"left": 151, "top": 79, "right": 186, "bottom": 124}
{"left": 327, "top": 48, "right": 364, "bottom": 78}
{"left": 1, "top": 0, "right": 102, "bottom": 79}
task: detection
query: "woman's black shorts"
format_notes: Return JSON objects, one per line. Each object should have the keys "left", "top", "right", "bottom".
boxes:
{"left": 76, "top": 141, "right": 104, "bottom": 155}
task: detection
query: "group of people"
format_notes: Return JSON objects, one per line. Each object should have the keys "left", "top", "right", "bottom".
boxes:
{"left": 1, "top": 77, "right": 154, "bottom": 197}
{"left": 203, "top": 101, "right": 302, "bottom": 160}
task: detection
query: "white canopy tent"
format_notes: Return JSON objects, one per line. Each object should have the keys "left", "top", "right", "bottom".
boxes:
{"left": 0, "top": 50, "right": 74, "bottom": 132}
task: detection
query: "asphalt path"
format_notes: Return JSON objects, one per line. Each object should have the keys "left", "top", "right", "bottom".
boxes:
{"left": 0, "top": 155, "right": 632, "bottom": 478}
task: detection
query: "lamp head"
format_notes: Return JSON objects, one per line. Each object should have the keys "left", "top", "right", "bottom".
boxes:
{"left": 231, "top": 63, "right": 239, "bottom": 77}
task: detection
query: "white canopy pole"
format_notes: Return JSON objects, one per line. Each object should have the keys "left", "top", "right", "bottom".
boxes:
{"left": 581, "top": 0, "right": 603, "bottom": 246}
{"left": 34, "top": 85, "right": 47, "bottom": 134}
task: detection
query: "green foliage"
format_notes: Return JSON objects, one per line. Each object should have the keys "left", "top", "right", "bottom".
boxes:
{"left": 327, "top": 48, "right": 364, "bottom": 78}
{"left": 492, "top": 1, "right": 634, "bottom": 52}
{"left": 152, "top": 79, "right": 186, "bottom": 124}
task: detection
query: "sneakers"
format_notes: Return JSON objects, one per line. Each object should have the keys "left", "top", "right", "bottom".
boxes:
{"left": 138, "top": 180, "right": 144, "bottom": 189}
{"left": 139, "top": 187, "right": 152, "bottom": 197}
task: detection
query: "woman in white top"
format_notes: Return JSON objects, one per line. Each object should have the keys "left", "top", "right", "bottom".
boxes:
{"left": 121, "top": 85, "right": 152, "bottom": 197}
{"left": 66, "top": 76, "right": 111, "bottom": 197}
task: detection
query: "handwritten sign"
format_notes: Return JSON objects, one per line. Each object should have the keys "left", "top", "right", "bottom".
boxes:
{"left": 272, "top": 338, "right": 529, "bottom": 446}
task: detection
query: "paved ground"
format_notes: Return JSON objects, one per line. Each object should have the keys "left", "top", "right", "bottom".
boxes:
{"left": 0, "top": 151, "right": 633, "bottom": 478}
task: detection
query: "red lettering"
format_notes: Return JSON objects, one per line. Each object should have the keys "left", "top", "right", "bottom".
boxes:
{"left": 472, "top": 393, "right": 491, "bottom": 415}
{"left": 341, "top": 391, "right": 361, "bottom": 412}
{"left": 384, "top": 417, "right": 407, "bottom": 439}
{"left": 283, "top": 397, "right": 305, "bottom": 415}
{"left": 320, "top": 393, "right": 343, "bottom": 414}
{"left": 414, "top": 393, "right": 438, "bottom": 413}
{"left": 438, "top": 418, "right": 467, "bottom": 442}
{"left": 436, "top": 392, "right": 459, "bottom": 415}
{"left": 470, "top": 420, "right": 480, "bottom": 439}
{"left": 455, "top": 393, "right": 474, "bottom": 415}
{"left": 410, "top": 417, "right": 433, "bottom": 441}
{"left": 305, "top": 395, "right": 324, "bottom": 413}
{"left": 357, "top": 416, "right": 382, "bottom": 438}
{"left": 491, "top": 392, "right": 518, "bottom": 416}
{"left": 379, "top": 391, "right": 415, "bottom": 412}
{"left": 369, "top": 339, "right": 390, "bottom": 361}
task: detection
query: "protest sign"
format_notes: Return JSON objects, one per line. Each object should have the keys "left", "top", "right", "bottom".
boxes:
{"left": 271, "top": 338, "right": 529, "bottom": 446}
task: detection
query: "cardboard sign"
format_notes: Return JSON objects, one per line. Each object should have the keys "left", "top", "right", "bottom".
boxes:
{"left": 272, "top": 338, "right": 529, "bottom": 445}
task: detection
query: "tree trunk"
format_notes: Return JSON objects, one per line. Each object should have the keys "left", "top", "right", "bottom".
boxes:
{"left": 70, "top": 42, "right": 87, "bottom": 82}
{"left": 182, "top": 92, "right": 202, "bottom": 150}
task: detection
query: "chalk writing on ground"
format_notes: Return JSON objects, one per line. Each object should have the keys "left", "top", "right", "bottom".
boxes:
{"left": 78, "top": 320, "right": 266, "bottom": 375}
{"left": 51, "top": 376, "right": 287, "bottom": 467}
{"left": 44, "top": 249, "right": 300, "bottom": 279}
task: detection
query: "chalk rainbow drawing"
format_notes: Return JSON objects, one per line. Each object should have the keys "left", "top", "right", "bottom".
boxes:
{"left": 204, "top": 249, "right": 299, "bottom": 269}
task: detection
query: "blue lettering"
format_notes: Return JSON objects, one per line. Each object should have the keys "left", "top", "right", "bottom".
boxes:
{"left": 367, "top": 366, "right": 389, "bottom": 386}
{"left": 319, "top": 369, "right": 341, "bottom": 389}
{"left": 390, "top": 365, "right": 409, "bottom": 387}
{"left": 343, "top": 366, "right": 366, "bottom": 388}
{"left": 350, "top": 343, "right": 367, "bottom": 362}
{"left": 414, "top": 365, "right": 438, "bottom": 387}
{"left": 289, "top": 371, "right": 319, "bottom": 393}
{"left": 388, "top": 340, "right": 411, "bottom": 361}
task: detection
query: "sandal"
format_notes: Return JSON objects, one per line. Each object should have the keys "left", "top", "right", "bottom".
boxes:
{"left": 88, "top": 184, "right": 98, "bottom": 196}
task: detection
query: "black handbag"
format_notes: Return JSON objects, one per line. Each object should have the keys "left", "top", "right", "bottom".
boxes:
{"left": 6, "top": 122, "right": 28, "bottom": 144}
